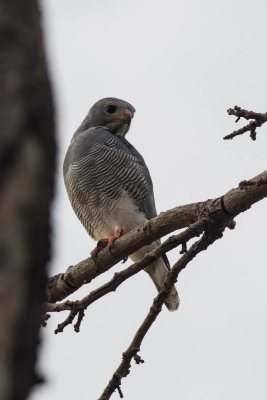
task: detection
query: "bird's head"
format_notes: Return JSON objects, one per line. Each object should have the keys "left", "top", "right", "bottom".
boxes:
{"left": 79, "top": 97, "right": 135, "bottom": 137}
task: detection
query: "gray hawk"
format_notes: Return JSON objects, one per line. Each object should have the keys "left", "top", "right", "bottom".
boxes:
{"left": 63, "top": 97, "right": 179, "bottom": 311}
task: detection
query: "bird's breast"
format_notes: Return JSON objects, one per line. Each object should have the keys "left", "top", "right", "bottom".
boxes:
{"left": 89, "top": 191, "right": 147, "bottom": 240}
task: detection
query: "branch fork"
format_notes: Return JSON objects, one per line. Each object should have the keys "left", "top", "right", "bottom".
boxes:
{"left": 224, "top": 106, "right": 267, "bottom": 140}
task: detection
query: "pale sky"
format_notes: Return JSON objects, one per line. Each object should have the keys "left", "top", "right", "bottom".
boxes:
{"left": 31, "top": 1, "right": 267, "bottom": 399}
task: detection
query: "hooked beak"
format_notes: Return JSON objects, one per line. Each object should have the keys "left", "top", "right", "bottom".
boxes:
{"left": 112, "top": 109, "right": 133, "bottom": 125}
{"left": 122, "top": 109, "right": 132, "bottom": 125}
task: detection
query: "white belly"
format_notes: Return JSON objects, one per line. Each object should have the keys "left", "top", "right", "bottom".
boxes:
{"left": 93, "top": 192, "right": 147, "bottom": 240}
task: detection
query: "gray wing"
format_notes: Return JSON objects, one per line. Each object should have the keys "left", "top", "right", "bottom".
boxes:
{"left": 64, "top": 127, "right": 157, "bottom": 225}
{"left": 64, "top": 127, "right": 171, "bottom": 270}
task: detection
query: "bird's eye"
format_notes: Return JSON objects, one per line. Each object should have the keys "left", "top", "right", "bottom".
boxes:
{"left": 106, "top": 105, "right": 117, "bottom": 114}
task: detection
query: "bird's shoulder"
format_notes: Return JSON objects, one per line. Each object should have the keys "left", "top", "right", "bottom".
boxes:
{"left": 64, "top": 126, "right": 146, "bottom": 172}
{"left": 63, "top": 126, "right": 157, "bottom": 220}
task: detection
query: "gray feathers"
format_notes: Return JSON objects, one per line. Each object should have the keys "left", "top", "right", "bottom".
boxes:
{"left": 77, "top": 97, "right": 136, "bottom": 137}
{"left": 64, "top": 97, "right": 179, "bottom": 311}
{"left": 64, "top": 127, "right": 156, "bottom": 238}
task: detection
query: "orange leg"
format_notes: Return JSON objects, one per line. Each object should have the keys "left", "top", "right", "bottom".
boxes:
{"left": 90, "top": 228, "right": 124, "bottom": 258}
{"left": 90, "top": 238, "right": 108, "bottom": 258}
{"left": 108, "top": 227, "right": 124, "bottom": 249}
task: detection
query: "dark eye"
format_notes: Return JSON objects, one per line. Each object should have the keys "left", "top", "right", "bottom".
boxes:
{"left": 106, "top": 104, "right": 117, "bottom": 114}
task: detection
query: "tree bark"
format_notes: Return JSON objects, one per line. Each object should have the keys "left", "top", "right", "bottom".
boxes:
{"left": 0, "top": 1, "right": 55, "bottom": 399}
{"left": 46, "top": 170, "right": 267, "bottom": 304}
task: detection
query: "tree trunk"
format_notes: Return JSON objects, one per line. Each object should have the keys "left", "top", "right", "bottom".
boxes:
{"left": 0, "top": 1, "right": 55, "bottom": 399}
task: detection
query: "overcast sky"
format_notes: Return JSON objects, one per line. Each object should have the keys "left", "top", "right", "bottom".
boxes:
{"left": 31, "top": 1, "right": 267, "bottom": 399}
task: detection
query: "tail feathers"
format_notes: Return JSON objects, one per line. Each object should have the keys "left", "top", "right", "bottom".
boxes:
{"left": 164, "top": 286, "right": 180, "bottom": 311}
{"left": 145, "top": 258, "right": 179, "bottom": 311}
{"left": 130, "top": 243, "right": 179, "bottom": 311}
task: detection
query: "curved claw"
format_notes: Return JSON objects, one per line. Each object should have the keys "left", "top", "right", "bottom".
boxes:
{"left": 107, "top": 227, "right": 124, "bottom": 250}
{"left": 90, "top": 239, "right": 108, "bottom": 258}
{"left": 90, "top": 228, "right": 124, "bottom": 258}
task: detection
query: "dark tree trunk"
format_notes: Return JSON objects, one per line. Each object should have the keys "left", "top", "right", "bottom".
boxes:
{"left": 0, "top": 1, "right": 55, "bottom": 399}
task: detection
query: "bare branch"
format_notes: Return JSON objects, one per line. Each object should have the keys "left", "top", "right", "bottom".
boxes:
{"left": 46, "top": 170, "right": 267, "bottom": 305}
{"left": 224, "top": 106, "right": 267, "bottom": 140}
{"left": 44, "top": 219, "right": 207, "bottom": 333}
{"left": 40, "top": 314, "right": 50, "bottom": 328}
{"left": 239, "top": 178, "right": 267, "bottom": 189}
{"left": 98, "top": 223, "right": 224, "bottom": 400}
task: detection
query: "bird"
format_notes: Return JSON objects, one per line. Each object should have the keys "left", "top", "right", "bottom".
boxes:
{"left": 63, "top": 97, "right": 179, "bottom": 311}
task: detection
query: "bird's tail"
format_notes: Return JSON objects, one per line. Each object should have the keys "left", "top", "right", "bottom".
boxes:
{"left": 130, "top": 243, "right": 179, "bottom": 311}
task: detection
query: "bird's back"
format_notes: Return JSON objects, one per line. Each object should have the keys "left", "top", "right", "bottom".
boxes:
{"left": 64, "top": 127, "right": 157, "bottom": 240}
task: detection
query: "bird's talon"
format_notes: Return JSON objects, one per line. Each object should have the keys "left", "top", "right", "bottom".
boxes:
{"left": 122, "top": 256, "right": 128, "bottom": 263}
{"left": 90, "top": 248, "right": 98, "bottom": 259}
{"left": 91, "top": 238, "right": 109, "bottom": 258}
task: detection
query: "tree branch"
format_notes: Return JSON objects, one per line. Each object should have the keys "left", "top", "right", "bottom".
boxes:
{"left": 44, "top": 219, "right": 207, "bottom": 333}
{"left": 97, "top": 171, "right": 267, "bottom": 399}
{"left": 224, "top": 106, "right": 267, "bottom": 140}
{"left": 46, "top": 170, "right": 267, "bottom": 305}
{"left": 98, "top": 222, "right": 224, "bottom": 400}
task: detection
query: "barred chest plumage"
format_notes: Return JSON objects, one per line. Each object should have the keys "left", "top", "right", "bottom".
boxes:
{"left": 65, "top": 169, "right": 147, "bottom": 240}
{"left": 64, "top": 130, "right": 150, "bottom": 241}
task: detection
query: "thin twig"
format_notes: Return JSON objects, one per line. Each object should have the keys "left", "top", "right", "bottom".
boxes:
{"left": 40, "top": 313, "right": 50, "bottom": 327}
{"left": 98, "top": 224, "right": 224, "bottom": 400}
{"left": 74, "top": 310, "right": 85, "bottom": 333}
{"left": 224, "top": 106, "right": 267, "bottom": 141}
{"left": 50, "top": 220, "right": 208, "bottom": 333}
{"left": 54, "top": 302, "right": 80, "bottom": 334}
